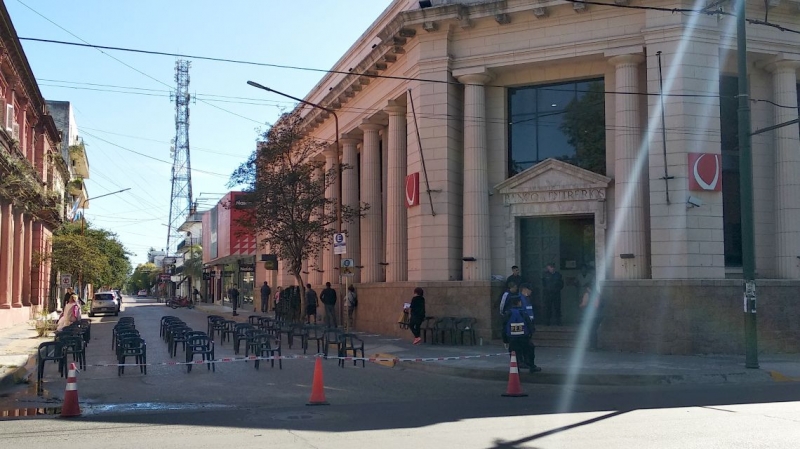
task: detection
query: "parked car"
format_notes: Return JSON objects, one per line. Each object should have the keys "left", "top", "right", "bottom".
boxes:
{"left": 89, "top": 291, "right": 119, "bottom": 317}
{"left": 137, "top": 289, "right": 148, "bottom": 298}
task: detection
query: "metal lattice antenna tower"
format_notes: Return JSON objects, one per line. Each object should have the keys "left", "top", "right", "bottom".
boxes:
{"left": 166, "top": 60, "right": 193, "bottom": 253}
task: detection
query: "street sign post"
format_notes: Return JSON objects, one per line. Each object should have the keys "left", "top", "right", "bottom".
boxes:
{"left": 60, "top": 274, "right": 72, "bottom": 288}
{"left": 341, "top": 258, "right": 354, "bottom": 276}
{"left": 333, "top": 233, "right": 347, "bottom": 255}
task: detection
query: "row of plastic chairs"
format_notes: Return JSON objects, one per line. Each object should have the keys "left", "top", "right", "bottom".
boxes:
{"left": 420, "top": 317, "right": 477, "bottom": 345}
{"left": 114, "top": 317, "right": 146, "bottom": 376}
{"left": 162, "top": 315, "right": 217, "bottom": 373}
{"left": 36, "top": 319, "right": 91, "bottom": 395}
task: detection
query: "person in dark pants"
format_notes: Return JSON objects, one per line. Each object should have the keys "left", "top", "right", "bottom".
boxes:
{"left": 320, "top": 282, "right": 337, "bottom": 328}
{"left": 408, "top": 287, "right": 426, "bottom": 344}
{"left": 260, "top": 281, "right": 271, "bottom": 314}
{"left": 229, "top": 286, "right": 240, "bottom": 316}
{"left": 305, "top": 284, "right": 318, "bottom": 324}
{"left": 62, "top": 287, "right": 74, "bottom": 311}
{"left": 504, "top": 296, "right": 540, "bottom": 372}
{"left": 541, "top": 263, "right": 564, "bottom": 326}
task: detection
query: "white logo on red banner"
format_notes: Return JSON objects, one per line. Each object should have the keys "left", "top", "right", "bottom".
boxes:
{"left": 406, "top": 172, "right": 420, "bottom": 207}
{"left": 688, "top": 153, "right": 721, "bottom": 192}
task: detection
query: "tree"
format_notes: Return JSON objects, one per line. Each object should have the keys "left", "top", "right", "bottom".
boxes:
{"left": 229, "top": 114, "right": 367, "bottom": 315}
{"left": 560, "top": 81, "right": 606, "bottom": 175}
{"left": 126, "top": 262, "right": 158, "bottom": 294}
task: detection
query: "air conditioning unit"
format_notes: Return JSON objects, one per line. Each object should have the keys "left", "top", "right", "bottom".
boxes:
{"left": 11, "top": 123, "right": 19, "bottom": 141}
{"left": 5, "top": 104, "right": 13, "bottom": 132}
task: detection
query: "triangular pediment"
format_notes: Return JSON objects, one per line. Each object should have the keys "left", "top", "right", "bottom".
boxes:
{"left": 495, "top": 159, "right": 611, "bottom": 194}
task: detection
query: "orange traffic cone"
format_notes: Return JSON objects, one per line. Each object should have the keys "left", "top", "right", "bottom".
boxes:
{"left": 501, "top": 351, "right": 528, "bottom": 397}
{"left": 60, "top": 362, "right": 82, "bottom": 417}
{"left": 306, "top": 357, "right": 329, "bottom": 406}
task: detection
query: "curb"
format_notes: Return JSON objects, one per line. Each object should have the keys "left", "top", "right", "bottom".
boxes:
{"left": 397, "top": 360, "right": 778, "bottom": 386}
{"left": 0, "top": 353, "right": 35, "bottom": 392}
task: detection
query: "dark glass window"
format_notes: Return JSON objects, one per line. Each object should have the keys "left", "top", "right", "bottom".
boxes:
{"left": 508, "top": 79, "right": 606, "bottom": 177}
{"left": 720, "top": 76, "right": 742, "bottom": 267}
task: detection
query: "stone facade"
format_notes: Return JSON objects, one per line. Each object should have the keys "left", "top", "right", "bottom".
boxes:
{"left": 253, "top": 0, "right": 800, "bottom": 354}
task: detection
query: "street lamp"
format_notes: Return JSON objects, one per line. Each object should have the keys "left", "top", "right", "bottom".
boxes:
{"left": 77, "top": 187, "right": 131, "bottom": 299}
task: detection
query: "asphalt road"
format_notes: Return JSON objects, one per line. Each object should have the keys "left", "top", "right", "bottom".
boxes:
{"left": 1, "top": 297, "right": 799, "bottom": 448}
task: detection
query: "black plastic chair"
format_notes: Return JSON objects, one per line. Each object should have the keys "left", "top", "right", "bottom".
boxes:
{"left": 275, "top": 321, "right": 294, "bottom": 346}
{"left": 186, "top": 334, "right": 215, "bottom": 373}
{"left": 206, "top": 315, "right": 224, "bottom": 338}
{"left": 245, "top": 330, "right": 267, "bottom": 359}
{"left": 338, "top": 333, "right": 365, "bottom": 368}
{"left": 169, "top": 326, "right": 192, "bottom": 358}
{"left": 233, "top": 323, "right": 254, "bottom": 355}
{"left": 36, "top": 341, "right": 65, "bottom": 395}
{"left": 254, "top": 335, "right": 282, "bottom": 370}
{"left": 304, "top": 325, "right": 325, "bottom": 354}
{"left": 160, "top": 316, "right": 179, "bottom": 340}
{"left": 323, "top": 328, "right": 343, "bottom": 357}
{"left": 219, "top": 320, "right": 237, "bottom": 345}
{"left": 434, "top": 317, "right": 458, "bottom": 345}
{"left": 211, "top": 318, "right": 228, "bottom": 342}
{"left": 118, "top": 337, "right": 147, "bottom": 376}
{"left": 60, "top": 335, "right": 86, "bottom": 371}
{"left": 420, "top": 317, "right": 437, "bottom": 343}
{"left": 77, "top": 319, "right": 92, "bottom": 345}
{"left": 289, "top": 324, "right": 308, "bottom": 350}
{"left": 112, "top": 324, "right": 137, "bottom": 350}
{"left": 456, "top": 317, "right": 477, "bottom": 345}
{"left": 248, "top": 315, "right": 262, "bottom": 325}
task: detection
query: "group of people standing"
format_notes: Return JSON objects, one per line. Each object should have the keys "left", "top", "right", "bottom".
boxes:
{"left": 257, "top": 281, "right": 358, "bottom": 329}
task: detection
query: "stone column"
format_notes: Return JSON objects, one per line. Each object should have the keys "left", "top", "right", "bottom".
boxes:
{"left": 385, "top": 101, "right": 408, "bottom": 282}
{"left": 322, "top": 146, "right": 340, "bottom": 284}
{"left": 22, "top": 215, "right": 33, "bottom": 306}
{"left": 11, "top": 208, "right": 24, "bottom": 307}
{"left": 771, "top": 60, "right": 800, "bottom": 278}
{"left": 310, "top": 164, "right": 324, "bottom": 286}
{"left": 359, "top": 122, "right": 384, "bottom": 283}
{"left": 0, "top": 201, "right": 11, "bottom": 309}
{"left": 341, "top": 136, "right": 361, "bottom": 283}
{"left": 456, "top": 70, "right": 493, "bottom": 281}
{"left": 610, "top": 54, "right": 648, "bottom": 279}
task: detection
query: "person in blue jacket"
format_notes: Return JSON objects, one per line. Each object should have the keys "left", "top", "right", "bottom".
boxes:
{"left": 504, "top": 296, "right": 540, "bottom": 373}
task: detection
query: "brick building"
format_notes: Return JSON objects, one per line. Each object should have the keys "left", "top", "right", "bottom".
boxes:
{"left": 0, "top": 3, "right": 66, "bottom": 328}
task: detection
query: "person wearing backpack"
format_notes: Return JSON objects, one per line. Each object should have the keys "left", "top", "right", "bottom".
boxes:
{"left": 504, "top": 296, "right": 540, "bottom": 373}
{"left": 344, "top": 285, "right": 357, "bottom": 330}
{"left": 498, "top": 282, "right": 522, "bottom": 347}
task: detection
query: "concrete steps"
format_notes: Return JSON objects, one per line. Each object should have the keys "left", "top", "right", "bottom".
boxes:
{"left": 533, "top": 326, "right": 577, "bottom": 348}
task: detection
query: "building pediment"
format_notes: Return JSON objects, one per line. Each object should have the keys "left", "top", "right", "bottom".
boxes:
{"left": 494, "top": 159, "right": 611, "bottom": 205}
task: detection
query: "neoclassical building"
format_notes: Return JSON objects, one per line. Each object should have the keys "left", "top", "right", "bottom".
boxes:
{"left": 0, "top": 3, "right": 67, "bottom": 329}
{"left": 257, "top": 0, "right": 800, "bottom": 353}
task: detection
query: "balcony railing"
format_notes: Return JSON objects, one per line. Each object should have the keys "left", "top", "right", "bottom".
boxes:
{"left": 177, "top": 237, "right": 200, "bottom": 252}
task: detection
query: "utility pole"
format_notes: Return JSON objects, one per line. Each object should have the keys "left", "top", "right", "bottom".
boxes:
{"left": 736, "top": 0, "right": 758, "bottom": 369}
{"left": 167, "top": 60, "right": 194, "bottom": 255}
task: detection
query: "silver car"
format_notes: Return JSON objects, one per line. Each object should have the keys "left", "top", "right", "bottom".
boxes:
{"left": 89, "top": 292, "right": 119, "bottom": 317}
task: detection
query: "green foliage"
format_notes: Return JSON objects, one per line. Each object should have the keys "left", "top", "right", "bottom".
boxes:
{"left": 126, "top": 262, "right": 159, "bottom": 294}
{"left": 560, "top": 81, "right": 607, "bottom": 175}
{"left": 50, "top": 222, "right": 132, "bottom": 290}
{"left": 182, "top": 245, "right": 203, "bottom": 281}
{"left": 229, "top": 114, "right": 368, "bottom": 293}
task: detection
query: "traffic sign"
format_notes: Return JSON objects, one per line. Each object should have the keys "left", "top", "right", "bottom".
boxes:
{"left": 60, "top": 274, "right": 72, "bottom": 288}
{"left": 333, "top": 233, "right": 347, "bottom": 255}
{"left": 341, "top": 258, "right": 354, "bottom": 276}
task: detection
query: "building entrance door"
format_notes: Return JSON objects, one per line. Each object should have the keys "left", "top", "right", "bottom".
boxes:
{"left": 520, "top": 215, "right": 594, "bottom": 326}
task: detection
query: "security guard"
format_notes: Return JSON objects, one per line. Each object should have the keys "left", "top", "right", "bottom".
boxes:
{"left": 504, "top": 296, "right": 541, "bottom": 373}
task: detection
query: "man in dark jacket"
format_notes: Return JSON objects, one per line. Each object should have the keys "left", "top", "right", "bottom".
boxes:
{"left": 542, "top": 263, "right": 564, "bottom": 326}
{"left": 260, "top": 281, "right": 271, "bottom": 314}
{"left": 320, "top": 282, "right": 337, "bottom": 328}
{"left": 229, "top": 285, "right": 240, "bottom": 316}
{"left": 504, "top": 296, "right": 540, "bottom": 372}
{"left": 305, "top": 284, "right": 318, "bottom": 324}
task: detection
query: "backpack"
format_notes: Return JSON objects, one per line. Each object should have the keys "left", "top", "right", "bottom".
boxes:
{"left": 505, "top": 307, "right": 530, "bottom": 338}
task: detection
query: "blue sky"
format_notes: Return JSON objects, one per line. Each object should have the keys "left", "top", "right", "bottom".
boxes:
{"left": 6, "top": 0, "right": 393, "bottom": 267}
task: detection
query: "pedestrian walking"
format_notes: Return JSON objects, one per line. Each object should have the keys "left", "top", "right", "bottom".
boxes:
{"left": 344, "top": 285, "right": 357, "bottom": 330}
{"left": 541, "top": 263, "right": 564, "bottom": 326}
{"left": 408, "top": 287, "right": 426, "bottom": 345}
{"left": 320, "top": 282, "right": 338, "bottom": 328}
{"left": 260, "top": 281, "right": 271, "bottom": 314}
{"left": 305, "top": 284, "right": 318, "bottom": 324}
{"left": 503, "top": 296, "right": 540, "bottom": 372}
{"left": 192, "top": 287, "right": 201, "bottom": 304}
{"left": 229, "top": 285, "right": 240, "bottom": 316}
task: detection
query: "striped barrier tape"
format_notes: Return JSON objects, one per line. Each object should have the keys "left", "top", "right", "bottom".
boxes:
{"left": 84, "top": 352, "right": 509, "bottom": 368}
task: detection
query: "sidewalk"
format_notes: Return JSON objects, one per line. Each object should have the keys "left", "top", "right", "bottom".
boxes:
{"left": 194, "top": 302, "right": 800, "bottom": 386}
{"left": 2, "top": 302, "right": 799, "bottom": 393}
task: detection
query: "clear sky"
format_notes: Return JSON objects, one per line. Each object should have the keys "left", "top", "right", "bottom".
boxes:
{"left": 5, "top": 0, "right": 393, "bottom": 267}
